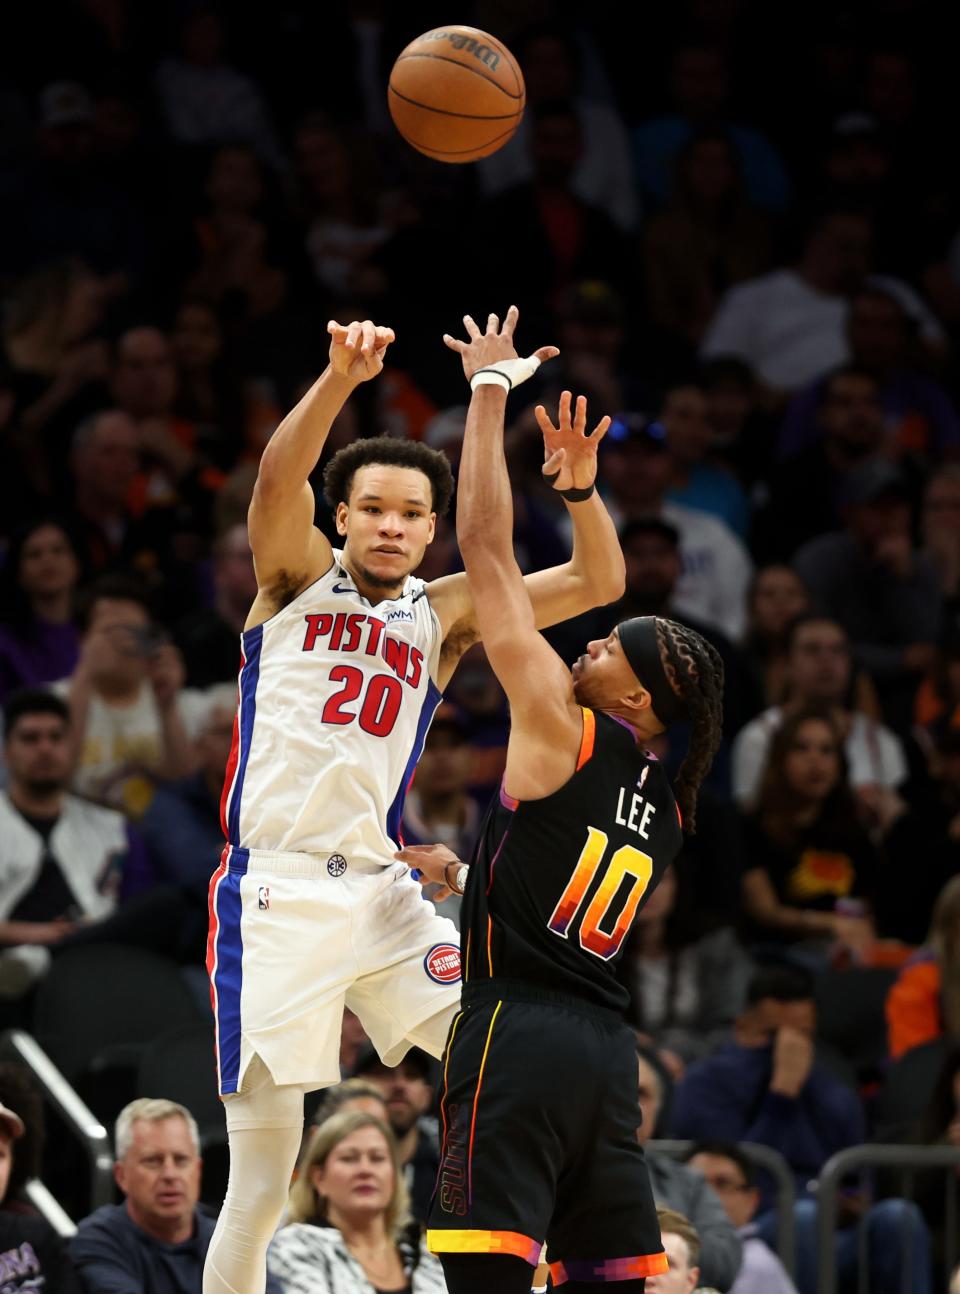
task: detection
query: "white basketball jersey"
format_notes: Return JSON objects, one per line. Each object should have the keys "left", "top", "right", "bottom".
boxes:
{"left": 221, "top": 550, "right": 443, "bottom": 862}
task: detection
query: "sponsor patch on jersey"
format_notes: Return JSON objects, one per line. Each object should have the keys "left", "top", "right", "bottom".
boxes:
{"left": 258, "top": 886, "right": 270, "bottom": 910}
{"left": 386, "top": 608, "right": 413, "bottom": 623}
{"left": 327, "top": 854, "right": 348, "bottom": 877}
{"left": 424, "top": 943, "right": 461, "bottom": 984}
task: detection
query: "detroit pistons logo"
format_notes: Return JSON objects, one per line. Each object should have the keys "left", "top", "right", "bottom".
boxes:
{"left": 327, "top": 854, "right": 348, "bottom": 877}
{"left": 424, "top": 943, "right": 461, "bottom": 984}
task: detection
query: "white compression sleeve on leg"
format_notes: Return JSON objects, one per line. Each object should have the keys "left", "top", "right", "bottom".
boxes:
{"left": 202, "top": 1055, "right": 306, "bottom": 1294}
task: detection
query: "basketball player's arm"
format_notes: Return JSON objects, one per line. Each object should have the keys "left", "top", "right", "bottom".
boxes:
{"left": 456, "top": 378, "right": 587, "bottom": 798}
{"left": 248, "top": 320, "right": 395, "bottom": 596}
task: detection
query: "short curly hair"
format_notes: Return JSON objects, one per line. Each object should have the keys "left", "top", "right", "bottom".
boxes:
{"left": 323, "top": 436, "right": 454, "bottom": 516}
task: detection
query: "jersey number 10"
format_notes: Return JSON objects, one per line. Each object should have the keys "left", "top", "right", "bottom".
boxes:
{"left": 547, "top": 826, "right": 653, "bottom": 961}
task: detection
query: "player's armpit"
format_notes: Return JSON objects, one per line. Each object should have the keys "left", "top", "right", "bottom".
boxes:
{"left": 248, "top": 479, "right": 333, "bottom": 605}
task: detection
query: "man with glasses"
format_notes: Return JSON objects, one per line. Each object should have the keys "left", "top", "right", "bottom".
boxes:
{"left": 685, "top": 1142, "right": 797, "bottom": 1294}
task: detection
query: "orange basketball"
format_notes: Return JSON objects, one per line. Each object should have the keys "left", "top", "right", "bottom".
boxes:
{"left": 388, "top": 25, "right": 525, "bottom": 163}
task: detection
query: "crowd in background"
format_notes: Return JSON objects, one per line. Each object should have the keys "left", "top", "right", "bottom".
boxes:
{"left": 3, "top": 0, "right": 960, "bottom": 1290}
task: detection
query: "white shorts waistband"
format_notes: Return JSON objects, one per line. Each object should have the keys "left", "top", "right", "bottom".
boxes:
{"left": 226, "top": 845, "right": 394, "bottom": 877}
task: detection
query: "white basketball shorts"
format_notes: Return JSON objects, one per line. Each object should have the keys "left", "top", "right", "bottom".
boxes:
{"left": 206, "top": 845, "right": 462, "bottom": 1095}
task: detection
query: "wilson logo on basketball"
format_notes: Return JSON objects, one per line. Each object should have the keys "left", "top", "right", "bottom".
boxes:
{"left": 424, "top": 943, "right": 461, "bottom": 984}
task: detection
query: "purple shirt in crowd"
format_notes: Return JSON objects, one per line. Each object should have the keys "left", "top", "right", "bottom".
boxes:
{"left": 0, "top": 618, "right": 79, "bottom": 702}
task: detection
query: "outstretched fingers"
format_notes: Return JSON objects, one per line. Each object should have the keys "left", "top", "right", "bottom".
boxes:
{"left": 591, "top": 413, "right": 612, "bottom": 442}
{"left": 463, "top": 314, "right": 481, "bottom": 340}
{"left": 534, "top": 404, "right": 558, "bottom": 437}
{"left": 533, "top": 345, "right": 560, "bottom": 365}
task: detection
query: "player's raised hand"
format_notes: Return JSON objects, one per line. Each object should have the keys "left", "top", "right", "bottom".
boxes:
{"left": 443, "top": 304, "right": 558, "bottom": 381}
{"left": 537, "top": 391, "right": 611, "bottom": 493}
{"left": 327, "top": 319, "right": 395, "bottom": 382}
{"left": 394, "top": 842, "right": 462, "bottom": 902}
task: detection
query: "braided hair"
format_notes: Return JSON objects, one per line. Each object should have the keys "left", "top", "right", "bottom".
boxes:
{"left": 655, "top": 618, "right": 724, "bottom": 833}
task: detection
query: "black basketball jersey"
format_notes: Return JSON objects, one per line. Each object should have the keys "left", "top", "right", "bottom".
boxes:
{"left": 460, "top": 707, "right": 684, "bottom": 1012}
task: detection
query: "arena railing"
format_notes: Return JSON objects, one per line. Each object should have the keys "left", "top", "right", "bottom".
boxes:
{"left": 815, "top": 1143, "right": 960, "bottom": 1294}
{"left": 649, "top": 1138, "right": 796, "bottom": 1277}
{"left": 0, "top": 1027, "right": 114, "bottom": 1217}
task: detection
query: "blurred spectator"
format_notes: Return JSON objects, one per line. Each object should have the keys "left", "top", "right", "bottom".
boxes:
{"left": 154, "top": 9, "right": 280, "bottom": 163}
{"left": 110, "top": 325, "right": 218, "bottom": 517}
{"left": 351, "top": 1045, "right": 438, "bottom": 1227}
{"left": 443, "top": 645, "right": 509, "bottom": 806}
{"left": 685, "top": 1143, "right": 798, "bottom": 1294}
{"left": 620, "top": 862, "right": 753, "bottom": 1071}
{"left": 267, "top": 1110, "right": 445, "bottom": 1294}
{"left": 873, "top": 727, "right": 960, "bottom": 945}
{"left": 53, "top": 576, "right": 203, "bottom": 816}
{"left": 0, "top": 689, "right": 152, "bottom": 1002}
{"left": 0, "top": 1094, "right": 81, "bottom": 1291}
{"left": 794, "top": 458, "right": 942, "bottom": 729}
{"left": 170, "top": 299, "right": 244, "bottom": 467}
{"left": 339, "top": 1006, "right": 370, "bottom": 1079}
{"left": 0, "top": 519, "right": 81, "bottom": 702}
{"left": 662, "top": 381, "right": 750, "bottom": 538}
{"left": 670, "top": 965, "right": 932, "bottom": 1294}
{"left": 291, "top": 113, "right": 392, "bottom": 302}
{"left": 592, "top": 415, "right": 752, "bottom": 641}
{"left": 700, "top": 206, "right": 944, "bottom": 398}
{"left": 779, "top": 287, "right": 960, "bottom": 465}
{"left": 64, "top": 408, "right": 170, "bottom": 578}
{"left": 70, "top": 1097, "right": 245, "bottom": 1293}
{"left": 471, "top": 99, "right": 630, "bottom": 342}
{"left": 137, "top": 685, "right": 235, "bottom": 903}
{"left": 739, "top": 706, "right": 880, "bottom": 955}
{"left": 541, "top": 279, "right": 649, "bottom": 418}
{"left": 632, "top": 43, "right": 790, "bottom": 212}
{"left": 699, "top": 356, "right": 778, "bottom": 492}
{"left": 642, "top": 130, "right": 771, "bottom": 360}
{"left": 311, "top": 1079, "right": 388, "bottom": 1132}
{"left": 646, "top": 1206, "right": 701, "bottom": 1294}
{"left": 885, "top": 875, "right": 960, "bottom": 1060}
{"left": 477, "top": 21, "right": 639, "bottom": 231}
{"left": 182, "top": 146, "right": 289, "bottom": 328}
{"left": 549, "top": 517, "right": 756, "bottom": 737}
{"left": 921, "top": 466, "right": 960, "bottom": 631}
{"left": 636, "top": 1048, "right": 742, "bottom": 1291}
{"left": 402, "top": 705, "right": 478, "bottom": 924}
{"left": 0, "top": 80, "right": 146, "bottom": 280}
{"left": 756, "top": 366, "right": 889, "bottom": 561}
{"left": 741, "top": 566, "right": 810, "bottom": 711}
{"left": 732, "top": 615, "right": 907, "bottom": 810}
{"left": 174, "top": 524, "right": 255, "bottom": 687}
{"left": 0, "top": 257, "right": 109, "bottom": 485}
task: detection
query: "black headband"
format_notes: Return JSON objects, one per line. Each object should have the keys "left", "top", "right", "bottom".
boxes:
{"left": 617, "top": 617, "right": 687, "bottom": 725}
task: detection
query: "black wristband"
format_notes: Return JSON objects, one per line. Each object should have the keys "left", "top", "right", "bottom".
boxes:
{"left": 543, "top": 468, "right": 561, "bottom": 485}
{"left": 559, "top": 484, "right": 596, "bottom": 502}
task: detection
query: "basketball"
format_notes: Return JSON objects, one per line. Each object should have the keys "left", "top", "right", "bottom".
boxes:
{"left": 388, "top": 25, "right": 525, "bottom": 163}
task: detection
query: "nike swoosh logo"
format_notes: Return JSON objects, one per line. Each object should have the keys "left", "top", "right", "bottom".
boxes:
{"left": 332, "top": 583, "right": 355, "bottom": 594}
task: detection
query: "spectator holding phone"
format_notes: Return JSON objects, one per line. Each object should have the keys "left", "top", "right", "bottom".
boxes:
{"left": 51, "top": 576, "right": 205, "bottom": 817}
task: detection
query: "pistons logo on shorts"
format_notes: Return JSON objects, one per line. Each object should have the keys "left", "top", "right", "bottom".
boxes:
{"left": 424, "top": 943, "right": 461, "bottom": 984}
{"left": 327, "top": 854, "right": 347, "bottom": 877}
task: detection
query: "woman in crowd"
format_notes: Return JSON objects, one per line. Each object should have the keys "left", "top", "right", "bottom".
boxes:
{"left": 267, "top": 1110, "right": 446, "bottom": 1294}
{"left": 886, "top": 876, "right": 960, "bottom": 1059}
{"left": 620, "top": 860, "right": 754, "bottom": 1074}
{"left": 0, "top": 518, "right": 81, "bottom": 701}
{"left": 741, "top": 565, "right": 810, "bottom": 709}
{"left": 740, "top": 706, "right": 879, "bottom": 957}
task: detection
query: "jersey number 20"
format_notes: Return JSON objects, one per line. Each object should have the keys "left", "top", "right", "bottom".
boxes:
{"left": 321, "top": 666, "right": 402, "bottom": 737}
{"left": 547, "top": 826, "right": 653, "bottom": 961}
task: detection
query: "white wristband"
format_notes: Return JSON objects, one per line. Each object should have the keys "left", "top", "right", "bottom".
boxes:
{"left": 470, "top": 369, "right": 511, "bottom": 391}
{"left": 469, "top": 354, "right": 542, "bottom": 393}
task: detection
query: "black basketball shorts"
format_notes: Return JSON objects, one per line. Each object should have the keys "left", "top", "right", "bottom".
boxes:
{"left": 426, "top": 981, "right": 668, "bottom": 1286}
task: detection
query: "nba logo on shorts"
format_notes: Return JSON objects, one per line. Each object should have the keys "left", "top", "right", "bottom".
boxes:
{"left": 424, "top": 943, "right": 461, "bottom": 984}
{"left": 327, "top": 854, "right": 348, "bottom": 877}
{"left": 258, "top": 886, "right": 270, "bottom": 910}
